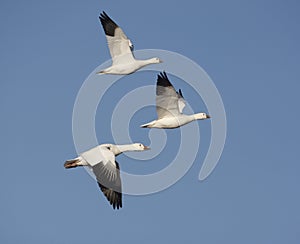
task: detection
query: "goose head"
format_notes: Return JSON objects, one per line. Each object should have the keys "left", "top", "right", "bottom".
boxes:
{"left": 131, "top": 143, "right": 150, "bottom": 151}
{"left": 149, "top": 57, "right": 163, "bottom": 64}
{"left": 194, "top": 112, "right": 211, "bottom": 120}
{"left": 105, "top": 143, "right": 150, "bottom": 156}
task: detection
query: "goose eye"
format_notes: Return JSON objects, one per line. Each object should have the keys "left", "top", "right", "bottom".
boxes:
{"left": 107, "top": 146, "right": 111, "bottom": 150}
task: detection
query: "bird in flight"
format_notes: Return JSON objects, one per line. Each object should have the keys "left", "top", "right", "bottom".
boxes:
{"left": 141, "top": 72, "right": 210, "bottom": 128}
{"left": 64, "top": 143, "right": 150, "bottom": 209}
{"left": 97, "top": 11, "right": 162, "bottom": 75}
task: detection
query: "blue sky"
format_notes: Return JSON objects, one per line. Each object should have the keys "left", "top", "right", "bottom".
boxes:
{"left": 1, "top": 0, "right": 300, "bottom": 243}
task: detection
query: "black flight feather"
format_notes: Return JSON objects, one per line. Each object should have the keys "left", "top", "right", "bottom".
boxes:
{"left": 99, "top": 11, "right": 119, "bottom": 37}
{"left": 157, "top": 71, "right": 172, "bottom": 88}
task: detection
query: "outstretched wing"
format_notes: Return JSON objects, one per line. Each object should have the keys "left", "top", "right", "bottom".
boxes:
{"left": 99, "top": 11, "right": 134, "bottom": 65}
{"left": 79, "top": 145, "right": 122, "bottom": 209}
{"left": 156, "top": 71, "right": 186, "bottom": 119}
{"left": 93, "top": 158, "right": 122, "bottom": 210}
{"left": 177, "top": 89, "right": 186, "bottom": 113}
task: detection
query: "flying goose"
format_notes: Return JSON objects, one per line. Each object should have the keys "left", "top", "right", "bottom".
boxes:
{"left": 97, "top": 11, "right": 162, "bottom": 75}
{"left": 141, "top": 72, "right": 210, "bottom": 128}
{"left": 64, "top": 143, "right": 150, "bottom": 209}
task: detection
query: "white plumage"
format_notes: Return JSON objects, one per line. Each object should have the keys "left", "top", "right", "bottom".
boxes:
{"left": 64, "top": 143, "right": 150, "bottom": 209}
{"left": 141, "top": 72, "right": 210, "bottom": 128}
{"left": 97, "top": 12, "right": 162, "bottom": 75}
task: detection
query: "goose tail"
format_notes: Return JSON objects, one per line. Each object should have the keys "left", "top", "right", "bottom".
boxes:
{"left": 140, "top": 121, "right": 155, "bottom": 128}
{"left": 64, "top": 157, "right": 81, "bottom": 169}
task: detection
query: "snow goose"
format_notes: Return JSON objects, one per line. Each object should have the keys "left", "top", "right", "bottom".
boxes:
{"left": 141, "top": 72, "right": 210, "bottom": 128}
{"left": 97, "top": 11, "right": 162, "bottom": 75}
{"left": 64, "top": 143, "right": 150, "bottom": 209}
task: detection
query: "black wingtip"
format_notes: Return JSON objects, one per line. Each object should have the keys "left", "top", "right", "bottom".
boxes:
{"left": 100, "top": 11, "right": 108, "bottom": 17}
{"left": 99, "top": 11, "right": 118, "bottom": 37}
{"left": 158, "top": 71, "right": 167, "bottom": 79}
{"left": 98, "top": 182, "right": 123, "bottom": 210}
{"left": 99, "top": 11, "right": 110, "bottom": 21}
{"left": 157, "top": 71, "right": 172, "bottom": 87}
{"left": 178, "top": 89, "right": 184, "bottom": 98}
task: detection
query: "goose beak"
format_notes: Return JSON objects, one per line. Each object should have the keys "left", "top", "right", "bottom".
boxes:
{"left": 143, "top": 146, "right": 150, "bottom": 150}
{"left": 206, "top": 114, "right": 211, "bottom": 119}
{"left": 159, "top": 59, "right": 163, "bottom": 63}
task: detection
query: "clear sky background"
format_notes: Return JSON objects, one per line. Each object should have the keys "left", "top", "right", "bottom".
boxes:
{"left": 1, "top": 0, "right": 300, "bottom": 243}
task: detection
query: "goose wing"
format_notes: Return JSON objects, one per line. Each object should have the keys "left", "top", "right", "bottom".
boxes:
{"left": 99, "top": 11, "right": 135, "bottom": 65}
{"left": 83, "top": 146, "right": 121, "bottom": 209}
{"left": 177, "top": 89, "right": 186, "bottom": 114}
{"left": 156, "top": 71, "right": 186, "bottom": 119}
{"left": 94, "top": 160, "right": 122, "bottom": 210}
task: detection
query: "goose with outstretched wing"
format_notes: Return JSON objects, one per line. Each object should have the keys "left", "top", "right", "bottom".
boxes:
{"left": 64, "top": 143, "right": 150, "bottom": 209}
{"left": 97, "top": 11, "right": 162, "bottom": 75}
{"left": 141, "top": 72, "right": 210, "bottom": 128}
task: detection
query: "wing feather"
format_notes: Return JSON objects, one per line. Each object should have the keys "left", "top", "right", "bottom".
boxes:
{"left": 156, "top": 72, "right": 186, "bottom": 119}
{"left": 93, "top": 160, "right": 122, "bottom": 210}
{"left": 99, "top": 11, "right": 134, "bottom": 65}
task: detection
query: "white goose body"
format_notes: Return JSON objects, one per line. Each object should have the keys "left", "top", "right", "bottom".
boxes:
{"left": 97, "top": 12, "right": 162, "bottom": 75}
{"left": 64, "top": 143, "right": 149, "bottom": 210}
{"left": 141, "top": 114, "right": 204, "bottom": 129}
{"left": 100, "top": 58, "right": 159, "bottom": 75}
{"left": 141, "top": 72, "right": 210, "bottom": 129}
